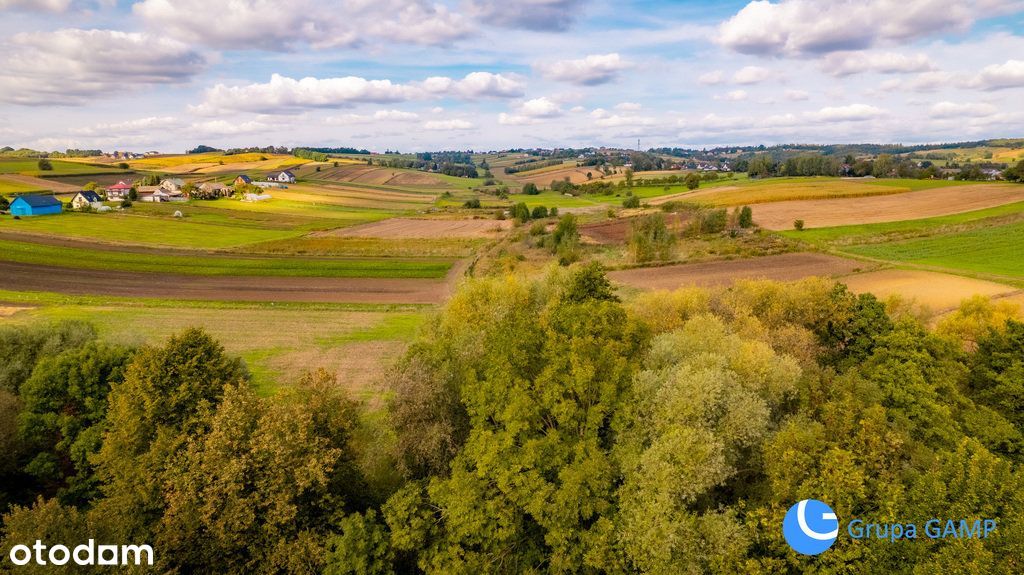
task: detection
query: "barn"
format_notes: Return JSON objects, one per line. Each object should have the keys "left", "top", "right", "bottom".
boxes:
{"left": 10, "top": 195, "right": 63, "bottom": 216}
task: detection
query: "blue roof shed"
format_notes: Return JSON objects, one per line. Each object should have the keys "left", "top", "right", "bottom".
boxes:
{"left": 10, "top": 195, "right": 63, "bottom": 216}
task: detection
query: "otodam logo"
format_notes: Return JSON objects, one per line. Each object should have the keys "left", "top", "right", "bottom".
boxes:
{"left": 783, "top": 499, "right": 839, "bottom": 555}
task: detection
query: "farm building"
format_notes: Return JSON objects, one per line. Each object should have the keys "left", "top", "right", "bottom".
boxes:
{"left": 105, "top": 181, "right": 133, "bottom": 200}
{"left": 234, "top": 175, "right": 252, "bottom": 186}
{"left": 70, "top": 190, "right": 103, "bottom": 209}
{"left": 194, "top": 182, "right": 231, "bottom": 198}
{"left": 10, "top": 194, "right": 62, "bottom": 216}
{"left": 160, "top": 178, "right": 185, "bottom": 192}
{"left": 266, "top": 170, "right": 296, "bottom": 183}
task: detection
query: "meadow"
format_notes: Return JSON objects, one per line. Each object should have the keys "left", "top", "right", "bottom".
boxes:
{"left": 0, "top": 158, "right": 128, "bottom": 176}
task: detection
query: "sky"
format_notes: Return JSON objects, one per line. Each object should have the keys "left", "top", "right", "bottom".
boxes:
{"left": 1, "top": 0, "right": 1023, "bottom": 153}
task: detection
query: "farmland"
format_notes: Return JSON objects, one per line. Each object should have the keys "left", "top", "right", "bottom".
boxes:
{"left": 0, "top": 158, "right": 128, "bottom": 177}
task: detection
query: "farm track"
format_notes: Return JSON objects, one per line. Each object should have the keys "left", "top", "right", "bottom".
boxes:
{"left": 0, "top": 258, "right": 468, "bottom": 304}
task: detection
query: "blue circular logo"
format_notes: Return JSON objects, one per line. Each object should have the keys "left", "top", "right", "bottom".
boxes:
{"left": 783, "top": 499, "right": 839, "bottom": 555}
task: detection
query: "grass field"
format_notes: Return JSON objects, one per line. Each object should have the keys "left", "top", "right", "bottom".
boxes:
{"left": 0, "top": 179, "right": 47, "bottom": 195}
{"left": 0, "top": 239, "right": 453, "bottom": 278}
{"left": 3, "top": 298, "right": 428, "bottom": 395}
{"left": 0, "top": 158, "right": 128, "bottom": 176}
{"left": 1, "top": 211, "right": 301, "bottom": 248}
{"left": 845, "top": 220, "right": 1024, "bottom": 278}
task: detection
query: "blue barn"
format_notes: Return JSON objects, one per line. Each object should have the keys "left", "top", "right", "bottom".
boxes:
{"left": 10, "top": 195, "right": 63, "bottom": 216}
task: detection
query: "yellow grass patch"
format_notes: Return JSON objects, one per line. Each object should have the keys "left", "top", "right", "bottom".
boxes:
{"left": 841, "top": 269, "right": 1018, "bottom": 311}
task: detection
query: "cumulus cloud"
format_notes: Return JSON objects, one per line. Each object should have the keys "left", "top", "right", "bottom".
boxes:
{"left": 326, "top": 110, "right": 420, "bottom": 125}
{"left": 968, "top": 59, "right": 1024, "bottom": 90}
{"left": 879, "top": 71, "right": 957, "bottom": 93}
{"left": 822, "top": 51, "right": 936, "bottom": 76}
{"left": 193, "top": 72, "right": 525, "bottom": 114}
{"left": 929, "top": 101, "right": 998, "bottom": 118}
{"left": 498, "top": 97, "right": 564, "bottom": 125}
{"left": 422, "top": 119, "right": 474, "bottom": 130}
{"left": 71, "top": 116, "right": 182, "bottom": 136}
{"left": 589, "top": 108, "right": 656, "bottom": 127}
{"left": 719, "top": 0, "right": 997, "bottom": 57}
{"left": 134, "top": 0, "right": 472, "bottom": 51}
{"left": 536, "top": 53, "right": 631, "bottom": 86}
{"left": 732, "top": 66, "right": 772, "bottom": 84}
{"left": 698, "top": 71, "right": 725, "bottom": 85}
{"left": 0, "top": 29, "right": 205, "bottom": 105}
{"left": 809, "top": 104, "right": 886, "bottom": 122}
{"left": 464, "top": 0, "right": 587, "bottom": 31}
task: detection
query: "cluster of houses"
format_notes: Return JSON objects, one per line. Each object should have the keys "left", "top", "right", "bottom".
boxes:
{"left": 6, "top": 169, "right": 297, "bottom": 216}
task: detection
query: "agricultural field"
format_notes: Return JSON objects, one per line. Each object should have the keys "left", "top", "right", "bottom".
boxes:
{"left": 0, "top": 177, "right": 48, "bottom": 195}
{"left": 0, "top": 158, "right": 128, "bottom": 177}
{"left": 681, "top": 177, "right": 973, "bottom": 206}
{"left": 124, "top": 152, "right": 313, "bottom": 173}
{"left": 321, "top": 217, "right": 512, "bottom": 239}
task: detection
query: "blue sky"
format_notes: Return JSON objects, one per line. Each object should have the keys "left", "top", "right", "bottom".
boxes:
{"left": 1, "top": 0, "right": 1023, "bottom": 153}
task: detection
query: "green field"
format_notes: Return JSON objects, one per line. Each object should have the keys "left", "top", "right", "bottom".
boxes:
{"left": 1, "top": 211, "right": 301, "bottom": 248}
{"left": 0, "top": 179, "right": 47, "bottom": 195}
{"left": 3, "top": 297, "right": 428, "bottom": 394}
{"left": 844, "top": 220, "right": 1024, "bottom": 278}
{"left": 0, "top": 239, "right": 452, "bottom": 278}
{"left": 0, "top": 158, "right": 128, "bottom": 176}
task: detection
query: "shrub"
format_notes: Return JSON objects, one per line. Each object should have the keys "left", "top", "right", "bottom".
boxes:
{"left": 522, "top": 183, "right": 540, "bottom": 195}
{"left": 622, "top": 195, "right": 640, "bottom": 208}
{"left": 739, "top": 206, "right": 753, "bottom": 228}
{"left": 37, "top": 159, "right": 53, "bottom": 171}
{"left": 511, "top": 202, "right": 531, "bottom": 223}
{"left": 629, "top": 213, "right": 676, "bottom": 263}
{"left": 794, "top": 219, "right": 805, "bottom": 231}
{"left": 684, "top": 173, "right": 701, "bottom": 190}
{"left": 463, "top": 198, "right": 482, "bottom": 209}
{"left": 529, "top": 221, "right": 547, "bottom": 236}
{"left": 120, "top": 200, "right": 133, "bottom": 208}
{"left": 531, "top": 205, "right": 548, "bottom": 219}
{"left": 551, "top": 214, "right": 580, "bottom": 265}
{"left": 549, "top": 207, "right": 558, "bottom": 217}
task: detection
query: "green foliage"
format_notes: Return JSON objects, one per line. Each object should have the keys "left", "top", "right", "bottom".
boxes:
{"left": 511, "top": 201, "right": 531, "bottom": 223}
{"left": 462, "top": 197, "right": 481, "bottom": 209}
{"left": 815, "top": 283, "right": 894, "bottom": 371}
{"left": 688, "top": 208, "right": 728, "bottom": 235}
{"left": 622, "top": 194, "right": 640, "bottom": 208}
{"left": 18, "top": 342, "right": 133, "bottom": 505}
{"left": 37, "top": 159, "right": 53, "bottom": 171}
{"left": 0, "top": 320, "right": 97, "bottom": 394}
{"left": 793, "top": 219, "right": 805, "bottom": 231}
{"left": 969, "top": 319, "right": 1024, "bottom": 431}
{"left": 0, "top": 194, "right": 9, "bottom": 210}
{"left": 522, "top": 182, "right": 539, "bottom": 195}
{"left": 684, "top": 172, "right": 701, "bottom": 190}
{"left": 325, "top": 510, "right": 395, "bottom": 575}
{"left": 738, "top": 205, "right": 753, "bottom": 228}
{"left": 530, "top": 205, "right": 548, "bottom": 219}
{"left": 629, "top": 213, "right": 675, "bottom": 263}
{"left": 563, "top": 262, "right": 620, "bottom": 304}
{"left": 1004, "top": 160, "right": 1024, "bottom": 182}
{"left": 551, "top": 213, "right": 580, "bottom": 264}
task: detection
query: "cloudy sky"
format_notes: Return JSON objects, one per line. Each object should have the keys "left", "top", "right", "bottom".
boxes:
{"left": 1, "top": 0, "right": 1023, "bottom": 153}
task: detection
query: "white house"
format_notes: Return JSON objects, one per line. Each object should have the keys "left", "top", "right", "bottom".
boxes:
{"left": 266, "top": 170, "right": 296, "bottom": 183}
{"left": 160, "top": 178, "right": 185, "bottom": 192}
{"left": 70, "top": 190, "right": 103, "bottom": 210}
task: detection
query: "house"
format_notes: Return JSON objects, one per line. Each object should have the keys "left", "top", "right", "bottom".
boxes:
{"left": 233, "top": 175, "right": 252, "bottom": 186}
{"left": 138, "top": 186, "right": 185, "bottom": 203}
{"left": 105, "top": 180, "right": 133, "bottom": 200}
{"left": 70, "top": 190, "right": 103, "bottom": 210}
{"left": 266, "top": 170, "right": 296, "bottom": 183}
{"left": 160, "top": 178, "right": 185, "bottom": 192}
{"left": 194, "top": 182, "right": 230, "bottom": 198}
{"left": 10, "top": 194, "right": 62, "bottom": 216}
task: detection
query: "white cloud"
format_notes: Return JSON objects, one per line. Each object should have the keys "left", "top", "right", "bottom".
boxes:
{"left": 929, "top": 101, "right": 998, "bottom": 118}
{"left": 969, "top": 59, "right": 1024, "bottom": 90}
{"left": 326, "top": 110, "right": 420, "bottom": 125}
{"left": 0, "top": 0, "right": 71, "bottom": 10}
{"left": 809, "top": 104, "right": 886, "bottom": 122}
{"left": 498, "top": 97, "right": 564, "bottom": 125}
{"left": 732, "top": 65, "right": 771, "bottom": 84}
{"left": 0, "top": 29, "right": 204, "bottom": 105}
{"left": 718, "top": 0, "right": 996, "bottom": 57}
{"left": 784, "top": 89, "right": 809, "bottom": 101}
{"left": 822, "top": 51, "right": 936, "bottom": 76}
{"left": 423, "top": 119, "right": 474, "bottom": 130}
{"left": 698, "top": 71, "right": 725, "bottom": 85}
{"left": 133, "top": 0, "right": 472, "bottom": 51}
{"left": 193, "top": 72, "right": 524, "bottom": 114}
{"left": 615, "top": 102, "right": 643, "bottom": 111}
{"left": 189, "top": 119, "right": 276, "bottom": 136}
{"left": 715, "top": 90, "right": 749, "bottom": 101}
{"left": 464, "top": 0, "right": 586, "bottom": 31}
{"left": 71, "top": 116, "right": 182, "bottom": 136}
{"left": 879, "top": 71, "right": 957, "bottom": 93}
{"left": 536, "top": 53, "right": 631, "bottom": 85}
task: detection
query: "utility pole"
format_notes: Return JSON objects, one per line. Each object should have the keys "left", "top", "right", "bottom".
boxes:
{"left": 637, "top": 138, "right": 640, "bottom": 152}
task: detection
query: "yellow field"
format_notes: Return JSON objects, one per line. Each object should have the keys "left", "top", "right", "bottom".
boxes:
{"left": 683, "top": 178, "right": 970, "bottom": 206}
{"left": 126, "top": 152, "right": 313, "bottom": 173}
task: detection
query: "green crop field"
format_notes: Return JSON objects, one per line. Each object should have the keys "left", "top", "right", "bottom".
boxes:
{"left": 0, "top": 239, "right": 452, "bottom": 278}
{"left": 1, "top": 211, "right": 301, "bottom": 248}
{"left": 0, "top": 179, "right": 47, "bottom": 195}
{"left": 0, "top": 158, "right": 128, "bottom": 176}
{"left": 844, "top": 220, "right": 1024, "bottom": 278}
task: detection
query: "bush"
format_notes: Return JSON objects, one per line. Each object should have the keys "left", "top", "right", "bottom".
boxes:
{"left": 629, "top": 213, "right": 676, "bottom": 263}
{"left": 549, "top": 207, "right": 558, "bottom": 217}
{"left": 117, "top": 162, "right": 129, "bottom": 170}
{"left": 794, "top": 219, "right": 805, "bottom": 231}
{"left": 622, "top": 195, "right": 640, "bottom": 208}
{"left": 688, "top": 208, "right": 727, "bottom": 235}
{"left": 529, "top": 221, "right": 547, "bottom": 236}
{"left": 684, "top": 173, "right": 701, "bottom": 190}
{"left": 511, "top": 202, "right": 531, "bottom": 223}
{"left": 0, "top": 195, "right": 9, "bottom": 210}
{"left": 120, "top": 200, "right": 133, "bottom": 208}
{"left": 531, "top": 205, "right": 548, "bottom": 219}
{"left": 463, "top": 198, "right": 482, "bottom": 209}
{"left": 551, "top": 214, "right": 580, "bottom": 265}
{"left": 739, "top": 205, "right": 753, "bottom": 228}
{"left": 522, "top": 183, "right": 540, "bottom": 195}
{"left": 37, "top": 159, "right": 53, "bottom": 171}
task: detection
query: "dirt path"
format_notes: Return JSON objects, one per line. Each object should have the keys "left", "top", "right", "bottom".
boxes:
{"left": 608, "top": 253, "right": 870, "bottom": 289}
{"left": 0, "top": 261, "right": 457, "bottom": 304}
{"left": 753, "top": 184, "right": 1024, "bottom": 230}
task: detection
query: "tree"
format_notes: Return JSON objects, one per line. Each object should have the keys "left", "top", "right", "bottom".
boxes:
{"left": 83, "top": 181, "right": 98, "bottom": 191}
{"left": 624, "top": 168, "right": 634, "bottom": 187}
{"left": 968, "top": 319, "right": 1024, "bottom": 430}
{"left": 18, "top": 342, "right": 133, "bottom": 505}
{"left": 37, "top": 159, "right": 53, "bottom": 171}
{"left": 629, "top": 213, "right": 675, "bottom": 263}
{"left": 0, "top": 321, "right": 97, "bottom": 394}
{"left": 462, "top": 197, "right": 481, "bottom": 209}
{"left": 0, "top": 195, "right": 9, "bottom": 211}
{"left": 511, "top": 202, "right": 531, "bottom": 223}
{"left": 738, "top": 205, "right": 753, "bottom": 228}
{"left": 522, "top": 183, "right": 540, "bottom": 195}
{"left": 128, "top": 187, "right": 139, "bottom": 201}
{"left": 684, "top": 172, "right": 701, "bottom": 190}
{"left": 551, "top": 214, "right": 580, "bottom": 264}
{"left": 622, "top": 194, "right": 640, "bottom": 208}
{"left": 530, "top": 205, "right": 548, "bottom": 219}
{"left": 793, "top": 219, "right": 805, "bottom": 231}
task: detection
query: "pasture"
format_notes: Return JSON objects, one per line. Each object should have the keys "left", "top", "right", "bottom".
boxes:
{"left": 0, "top": 158, "right": 128, "bottom": 177}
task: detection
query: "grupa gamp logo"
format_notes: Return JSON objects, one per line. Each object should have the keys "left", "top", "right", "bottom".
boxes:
{"left": 783, "top": 499, "right": 839, "bottom": 555}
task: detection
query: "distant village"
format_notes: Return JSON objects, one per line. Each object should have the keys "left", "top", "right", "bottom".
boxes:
{"left": 6, "top": 170, "right": 297, "bottom": 217}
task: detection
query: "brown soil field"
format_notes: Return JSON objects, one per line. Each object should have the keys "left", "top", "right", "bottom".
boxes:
{"left": 609, "top": 253, "right": 868, "bottom": 289}
{"left": 319, "top": 218, "right": 513, "bottom": 239}
{"left": 0, "top": 261, "right": 453, "bottom": 304}
{"left": 512, "top": 166, "right": 597, "bottom": 186}
{"left": 294, "top": 183, "right": 433, "bottom": 203}
{"left": 0, "top": 174, "right": 82, "bottom": 193}
{"left": 752, "top": 184, "right": 1024, "bottom": 230}
{"left": 840, "top": 269, "right": 1019, "bottom": 311}
{"left": 581, "top": 213, "right": 690, "bottom": 244}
